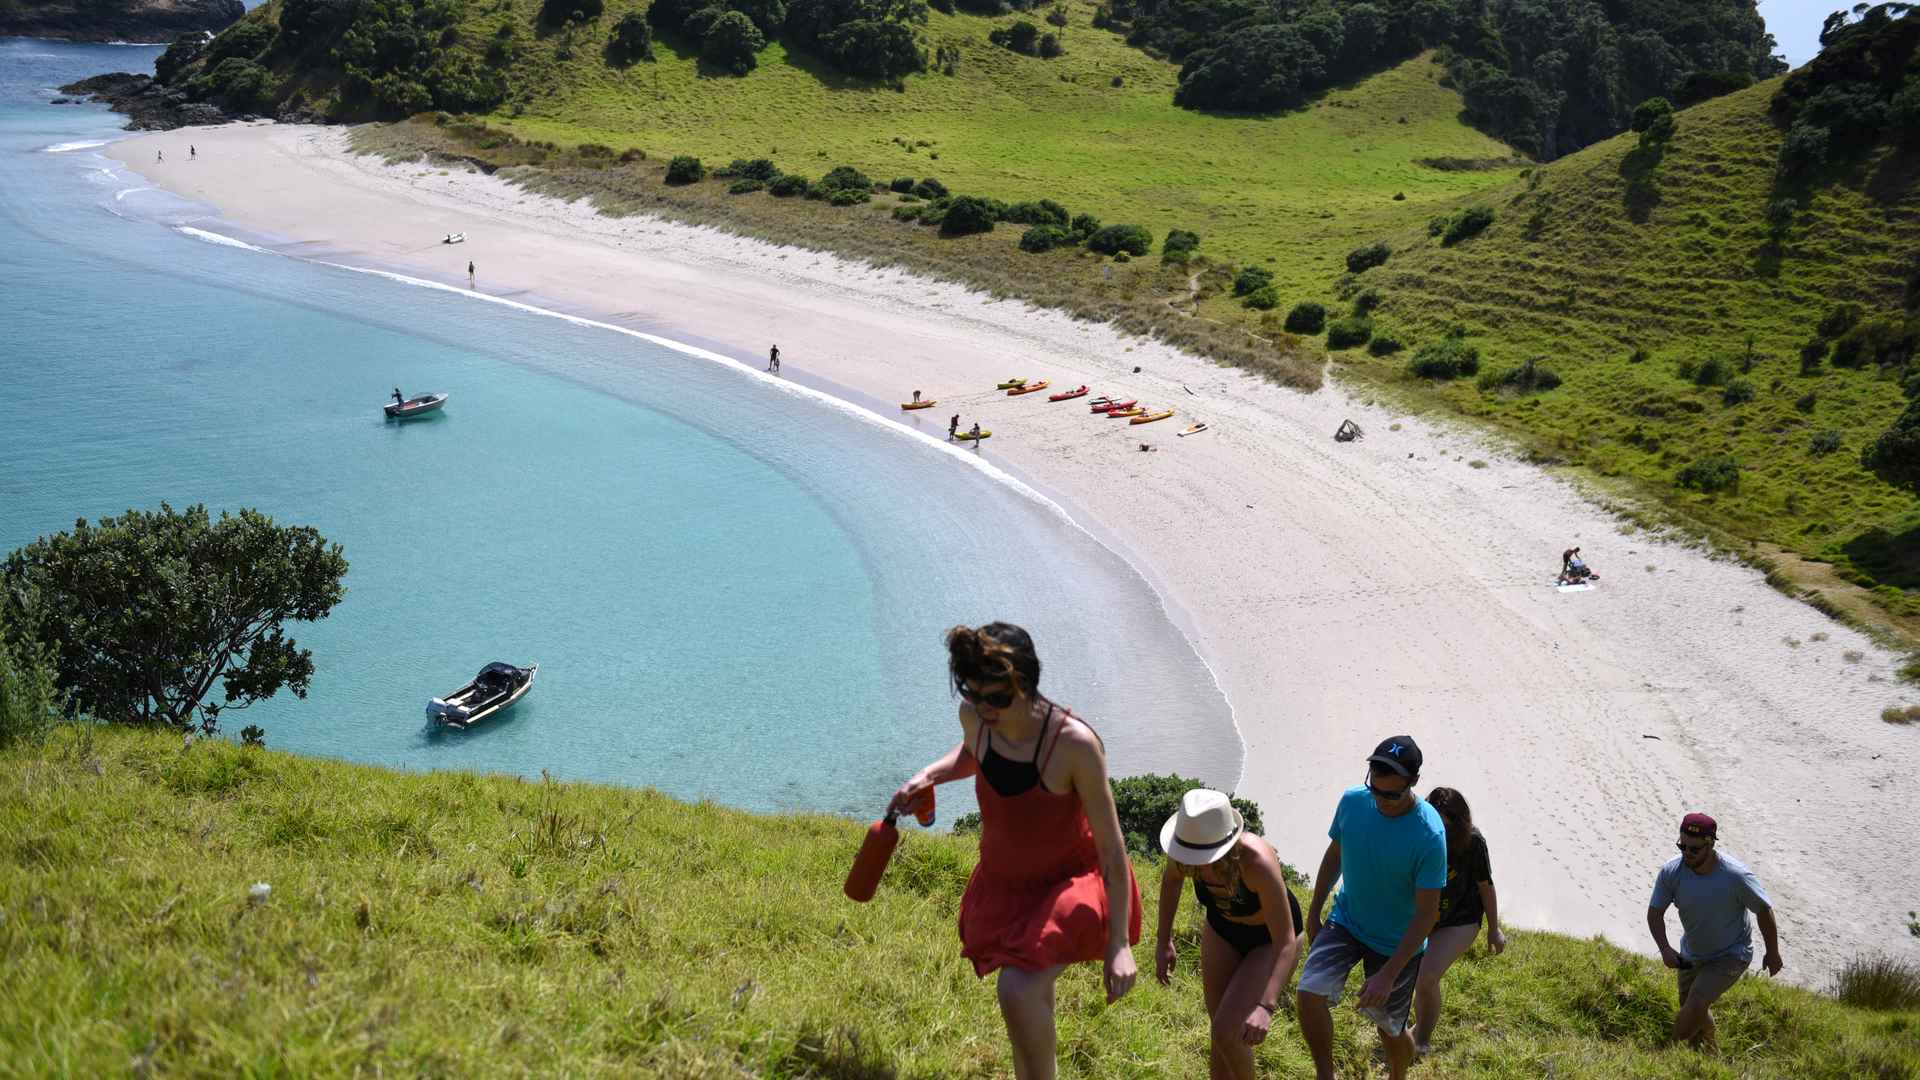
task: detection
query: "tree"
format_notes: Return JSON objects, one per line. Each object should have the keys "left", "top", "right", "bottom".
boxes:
{"left": 1, "top": 504, "right": 348, "bottom": 734}
{"left": 608, "top": 12, "right": 655, "bottom": 63}
{"left": 0, "top": 593, "right": 62, "bottom": 749}
{"left": 1630, "top": 96, "right": 1675, "bottom": 146}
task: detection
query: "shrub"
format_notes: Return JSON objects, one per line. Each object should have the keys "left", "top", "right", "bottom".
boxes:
{"left": 1019, "top": 224, "right": 1070, "bottom": 252}
{"left": 820, "top": 18, "right": 924, "bottom": 78}
{"left": 1721, "top": 379, "right": 1755, "bottom": 405}
{"left": 155, "top": 32, "right": 206, "bottom": 84}
{"left": 1479, "top": 357, "right": 1562, "bottom": 394}
{"left": 1046, "top": 4, "right": 1066, "bottom": 25}
{"left": 1243, "top": 285, "right": 1279, "bottom": 311}
{"left": 648, "top": 0, "right": 704, "bottom": 31}
{"left": 1863, "top": 400, "right": 1920, "bottom": 494}
{"left": 1800, "top": 338, "right": 1828, "bottom": 374}
{"left": 0, "top": 597, "right": 62, "bottom": 749}
{"left": 1428, "top": 215, "right": 1448, "bottom": 237}
{"left": 728, "top": 178, "right": 764, "bottom": 194}
{"left": 608, "top": 11, "right": 654, "bottom": 62}
{"left": 1353, "top": 287, "right": 1384, "bottom": 314}
{"left": 729, "top": 0, "right": 787, "bottom": 33}
{"left": 827, "top": 187, "right": 868, "bottom": 205}
{"left": 1795, "top": 391, "right": 1818, "bottom": 413}
{"left": 1834, "top": 954, "right": 1920, "bottom": 1011}
{"left": 890, "top": 176, "right": 914, "bottom": 193}
{"left": 1810, "top": 429, "right": 1843, "bottom": 455}
{"left": 1440, "top": 206, "right": 1495, "bottom": 245}
{"left": 1345, "top": 241, "right": 1391, "bottom": 273}
{"left": 911, "top": 177, "right": 948, "bottom": 199}
{"left": 208, "top": 17, "right": 275, "bottom": 62}
{"left": 818, "top": 165, "right": 873, "bottom": 193}
{"left": 1326, "top": 317, "right": 1373, "bottom": 350}
{"left": 1630, "top": 96, "right": 1675, "bottom": 145}
{"left": 939, "top": 195, "right": 996, "bottom": 236}
{"left": 702, "top": 11, "right": 766, "bottom": 75}
{"left": 1778, "top": 122, "right": 1829, "bottom": 179}
{"left": 665, "top": 155, "right": 705, "bottom": 184}
{"left": 768, "top": 172, "right": 808, "bottom": 196}
{"left": 1820, "top": 303, "right": 1864, "bottom": 339}
{"left": 1832, "top": 332, "right": 1868, "bottom": 368}
{"left": 1368, "top": 331, "right": 1403, "bottom": 356}
{"left": 1003, "top": 199, "right": 1070, "bottom": 227}
{"left": 991, "top": 20, "right": 1042, "bottom": 55}
{"left": 723, "top": 157, "right": 780, "bottom": 181}
{"left": 1284, "top": 301, "right": 1327, "bottom": 334}
{"left": 1162, "top": 229, "right": 1201, "bottom": 258}
{"left": 540, "top": 0, "right": 602, "bottom": 23}
{"left": 1676, "top": 455, "right": 1740, "bottom": 493}
{"left": 1088, "top": 223, "right": 1151, "bottom": 256}
{"left": 1232, "top": 266, "right": 1273, "bottom": 297}
{"left": 1685, "top": 356, "right": 1728, "bottom": 387}
{"left": 1039, "top": 32, "right": 1063, "bottom": 57}
{"left": 1068, "top": 213, "right": 1100, "bottom": 242}
{"left": 1409, "top": 338, "right": 1480, "bottom": 380}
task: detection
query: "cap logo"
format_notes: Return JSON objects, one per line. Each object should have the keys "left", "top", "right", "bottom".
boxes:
{"left": 1386, "top": 742, "right": 1403, "bottom": 756}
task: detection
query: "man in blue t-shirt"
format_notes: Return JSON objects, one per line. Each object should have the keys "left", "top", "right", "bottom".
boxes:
{"left": 1647, "top": 811, "right": 1783, "bottom": 1050}
{"left": 1297, "top": 736, "right": 1448, "bottom": 1080}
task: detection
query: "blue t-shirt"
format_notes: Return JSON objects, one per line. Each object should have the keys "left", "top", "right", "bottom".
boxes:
{"left": 1327, "top": 785, "right": 1449, "bottom": 955}
{"left": 1648, "top": 851, "right": 1772, "bottom": 963}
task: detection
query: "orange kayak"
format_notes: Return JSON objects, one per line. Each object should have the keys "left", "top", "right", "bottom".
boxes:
{"left": 1131, "top": 409, "right": 1174, "bottom": 425}
{"left": 1007, "top": 380, "right": 1051, "bottom": 396}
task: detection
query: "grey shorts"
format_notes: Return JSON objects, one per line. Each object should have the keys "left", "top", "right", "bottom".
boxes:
{"left": 1297, "top": 920, "right": 1423, "bottom": 1036}
{"left": 1677, "top": 953, "right": 1747, "bottom": 1008}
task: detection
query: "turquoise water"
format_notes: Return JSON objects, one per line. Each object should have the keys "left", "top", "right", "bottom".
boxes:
{"left": 0, "top": 40, "right": 1241, "bottom": 817}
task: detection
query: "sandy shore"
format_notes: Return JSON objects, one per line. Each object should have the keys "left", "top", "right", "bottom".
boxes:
{"left": 119, "top": 123, "right": 1918, "bottom": 983}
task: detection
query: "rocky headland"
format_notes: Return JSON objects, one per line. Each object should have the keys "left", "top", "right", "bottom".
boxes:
{"left": 1, "top": 0, "right": 241, "bottom": 43}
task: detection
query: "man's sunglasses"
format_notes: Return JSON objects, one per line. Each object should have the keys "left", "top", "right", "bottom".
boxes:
{"left": 958, "top": 682, "right": 1017, "bottom": 709}
{"left": 1364, "top": 777, "right": 1410, "bottom": 802}
{"left": 1677, "top": 841, "right": 1713, "bottom": 854}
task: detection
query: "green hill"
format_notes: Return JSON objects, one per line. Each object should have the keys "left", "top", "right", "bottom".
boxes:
{"left": 3, "top": 727, "right": 1917, "bottom": 1076}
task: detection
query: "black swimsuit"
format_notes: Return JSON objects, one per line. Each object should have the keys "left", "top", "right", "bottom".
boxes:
{"left": 1193, "top": 869, "right": 1303, "bottom": 956}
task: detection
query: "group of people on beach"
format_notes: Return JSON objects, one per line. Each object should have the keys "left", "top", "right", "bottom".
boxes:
{"left": 889, "top": 622, "right": 1783, "bottom": 1079}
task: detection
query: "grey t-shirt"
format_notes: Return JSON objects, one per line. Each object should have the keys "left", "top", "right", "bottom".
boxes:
{"left": 1648, "top": 851, "right": 1772, "bottom": 963}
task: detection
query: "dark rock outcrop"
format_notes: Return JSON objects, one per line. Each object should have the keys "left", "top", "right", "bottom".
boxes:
{"left": 1, "top": 0, "right": 242, "bottom": 43}
{"left": 58, "top": 72, "right": 239, "bottom": 130}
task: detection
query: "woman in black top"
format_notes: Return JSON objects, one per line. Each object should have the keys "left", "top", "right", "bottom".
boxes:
{"left": 1412, "top": 787, "right": 1507, "bottom": 1056}
{"left": 1153, "top": 789, "right": 1302, "bottom": 1080}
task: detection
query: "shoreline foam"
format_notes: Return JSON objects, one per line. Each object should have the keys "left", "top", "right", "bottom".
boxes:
{"left": 113, "top": 122, "right": 1920, "bottom": 983}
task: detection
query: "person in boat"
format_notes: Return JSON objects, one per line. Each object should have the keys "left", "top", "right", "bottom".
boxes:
{"left": 889, "top": 623, "right": 1140, "bottom": 1080}
{"left": 913, "top": 390, "right": 923, "bottom": 404}
{"left": 1155, "top": 788, "right": 1303, "bottom": 1080}
{"left": 392, "top": 387, "right": 405, "bottom": 407}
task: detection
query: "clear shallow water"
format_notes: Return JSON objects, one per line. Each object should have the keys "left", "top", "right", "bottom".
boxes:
{"left": 0, "top": 39, "right": 1241, "bottom": 817}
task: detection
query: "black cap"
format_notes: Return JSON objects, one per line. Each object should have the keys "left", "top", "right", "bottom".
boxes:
{"left": 1367, "top": 736, "right": 1422, "bottom": 778}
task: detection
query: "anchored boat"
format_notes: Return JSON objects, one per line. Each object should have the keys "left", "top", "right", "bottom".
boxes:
{"left": 427, "top": 662, "right": 537, "bottom": 729}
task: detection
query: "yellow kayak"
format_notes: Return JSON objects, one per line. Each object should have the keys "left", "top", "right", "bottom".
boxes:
{"left": 953, "top": 429, "right": 992, "bottom": 441}
{"left": 995, "top": 378, "right": 1028, "bottom": 389}
{"left": 1131, "top": 409, "right": 1175, "bottom": 425}
{"left": 901, "top": 400, "right": 938, "bottom": 410}
{"left": 1108, "top": 407, "right": 1145, "bottom": 419}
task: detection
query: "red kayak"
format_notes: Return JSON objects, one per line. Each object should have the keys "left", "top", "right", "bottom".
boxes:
{"left": 1049, "top": 385, "right": 1090, "bottom": 402}
{"left": 1092, "top": 398, "right": 1137, "bottom": 413}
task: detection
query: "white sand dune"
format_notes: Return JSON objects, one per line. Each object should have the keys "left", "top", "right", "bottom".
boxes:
{"left": 120, "top": 123, "right": 1920, "bottom": 984}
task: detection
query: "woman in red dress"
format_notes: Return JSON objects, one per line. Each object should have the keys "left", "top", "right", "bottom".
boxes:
{"left": 890, "top": 622, "right": 1141, "bottom": 1079}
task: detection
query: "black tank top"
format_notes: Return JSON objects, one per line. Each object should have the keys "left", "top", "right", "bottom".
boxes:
{"left": 977, "top": 705, "right": 1061, "bottom": 798}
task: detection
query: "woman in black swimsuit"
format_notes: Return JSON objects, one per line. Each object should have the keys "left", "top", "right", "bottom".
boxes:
{"left": 1154, "top": 789, "right": 1303, "bottom": 1080}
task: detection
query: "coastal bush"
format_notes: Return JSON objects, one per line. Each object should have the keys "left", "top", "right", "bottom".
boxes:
{"left": 1368, "top": 331, "right": 1403, "bottom": 356}
{"left": 1243, "top": 285, "right": 1279, "bottom": 311}
{"left": 1162, "top": 229, "right": 1201, "bottom": 259}
{"left": 820, "top": 18, "right": 924, "bottom": 77}
{"left": 891, "top": 203, "right": 925, "bottom": 222}
{"left": 1801, "top": 339, "right": 1829, "bottom": 374}
{"left": 729, "top": 0, "right": 788, "bottom": 34}
{"left": 939, "top": 195, "right": 996, "bottom": 236}
{"left": 1018, "top": 224, "right": 1070, "bottom": 252}
{"left": 1834, "top": 954, "right": 1920, "bottom": 1011}
{"left": 1821, "top": 303, "right": 1864, "bottom": 340}
{"left": 1684, "top": 355, "right": 1729, "bottom": 387}
{"left": 1068, "top": 213, "right": 1100, "bottom": 242}
{"left": 991, "top": 20, "right": 1042, "bottom": 55}
{"left": 1721, "top": 379, "right": 1756, "bottom": 406}
{"left": 1439, "top": 205, "right": 1496, "bottom": 246}
{"left": 702, "top": 11, "right": 766, "bottom": 75}
{"left": 1087, "top": 224, "right": 1152, "bottom": 256}
{"left": 208, "top": 18, "right": 276, "bottom": 63}
{"left": 819, "top": 165, "right": 874, "bottom": 193}
{"left": 648, "top": 0, "right": 705, "bottom": 31}
{"left": 1676, "top": 455, "right": 1741, "bottom": 493}
{"left": 1325, "top": 317, "right": 1373, "bottom": 350}
{"left": 720, "top": 158, "right": 781, "bottom": 181}
{"left": 608, "top": 13, "right": 655, "bottom": 63}
{"left": 1345, "top": 241, "right": 1391, "bottom": 273}
{"left": 201, "top": 58, "right": 281, "bottom": 113}
{"left": 1409, "top": 338, "right": 1480, "bottom": 380}
{"left": 1478, "top": 357, "right": 1561, "bottom": 394}
{"left": 890, "top": 176, "right": 914, "bottom": 192}
{"left": 154, "top": 33, "right": 207, "bottom": 84}
{"left": 729, "top": 178, "right": 765, "bottom": 193}
{"left": 1232, "top": 266, "right": 1273, "bottom": 297}
{"left": 1283, "top": 301, "right": 1326, "bottom": 334}
{"left": 0, "top": 597, "right": 61, "bottom": 749}
{"left": 1864, "top": 400, "right": 1920, "bottom": 495}
{"left": 827, "top": 187, "right": 868, "bottom": 205}
{"left": 1810, "top": 429, "right": 1843, "bottom": 456}
{"left": 1630, "top": 95, "right": 1675, "bottom": 146}
{"left": 540, "top": 0, "right": 603, "bottom": 24}
{"left": 0, "top": 504, "right": 347, "bottom": 736}
{"left": 1003, "top": 199, "right": 1070, "bottom": 227}
{"left": 1039, "top": 32, "right": 1063, "bottom": 58}
{"left": 911, "top": 177, "right": 947, "bottom": 199}
{"left": 665, "top": 155, "right": 706, "bottom": 184}
{"left": 1352, "top": 287, "right": 1384, "bottom": 315}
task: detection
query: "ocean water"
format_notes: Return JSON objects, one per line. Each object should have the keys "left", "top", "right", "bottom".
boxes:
{"left": 0, "top": 40, "right": 1241, "bottom": 818}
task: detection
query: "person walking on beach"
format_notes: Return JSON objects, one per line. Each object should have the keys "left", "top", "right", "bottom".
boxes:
{"left": 968, "top": 422, "right": 983, "bottom": 444}
{"left": 1410, "top": 787, "right": 1506, "bottom": 1057}
{"left": 1647, "top": 813, "right": 1783, "bottom": 1051}
{"left": 1297, "top": 736, "right": 1446, "bottom": 1080}
{"left": 156, "top": 149, "right": 163, "bottom": 163}
{"left": 189, "top": 144, "right": 195, "bottom": 160}
{"left": 889, "top": 623, "right": 1140, "bottom": 1080}
{"left": 1155, "top": 788, "right": 1303, "bottom": 1080}
{"left": 467, "top": 260, "right": 475, "bottom": 286}
{"left": 949, "top": 414, "right": 960, "bottom": 439}
{"left": 768, "top": 344, "right": 780, "bottom": 373}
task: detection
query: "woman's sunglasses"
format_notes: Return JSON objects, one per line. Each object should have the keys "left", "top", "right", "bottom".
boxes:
{"left": 957, "top": 681, "right": 1017, "bottom": 709}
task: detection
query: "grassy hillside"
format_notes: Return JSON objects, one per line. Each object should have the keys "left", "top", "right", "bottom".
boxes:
{"left": 4, "top": 726, "right": 1918, "bottom": 1076}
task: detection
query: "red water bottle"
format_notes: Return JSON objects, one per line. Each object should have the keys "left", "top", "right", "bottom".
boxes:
{"left": 843, "top": 789, "right": 937, "bottom": 902}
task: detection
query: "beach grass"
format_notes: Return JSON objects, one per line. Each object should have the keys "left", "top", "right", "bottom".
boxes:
{"left": 4, "top": 725, "right": 1918, "bottom": 1077}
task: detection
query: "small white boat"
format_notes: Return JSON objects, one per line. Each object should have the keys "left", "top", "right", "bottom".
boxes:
{"left": 443, "top": 232, "right": 466, "bottom": 244}
{"left": 384, "top": 392, "right": 447, "bottom": 419}
{"left": 427, "top": 663, "right": 537, "bottom": 729}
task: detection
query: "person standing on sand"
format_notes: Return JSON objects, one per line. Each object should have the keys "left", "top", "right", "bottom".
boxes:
{"left": 1297, "top": 736, "right": 1446, "bottom": 1080}
{"left": 1155, "top": 788, "right": 1303, "bottom": 1080}
{"left": 950, "top": 414, "right": 960, "bottom": 439}
{"left": 189, "top": 145, "right": 195, "bottom": 160}
{"left": 156, "top": 149, "right": 162, "bottom": 163}
{"left": 1647, "top": 812, "right": 1783, "bottom": 1051}
{"left": 768, "top": 345, "right": 780, "bottom": 373}
{"left": 1410, "top": 787, "right": 1506, "bottom": 1057}
{"left": 467, "top": 260, "right": 475, "bottom": 286}
{"left": 889, "top": 623, "right": 1140, "bottom": 1080}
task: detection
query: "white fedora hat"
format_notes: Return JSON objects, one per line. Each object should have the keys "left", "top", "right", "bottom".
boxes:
{"left": 1159, "top": 789, "right": 1244, "bottom": 864}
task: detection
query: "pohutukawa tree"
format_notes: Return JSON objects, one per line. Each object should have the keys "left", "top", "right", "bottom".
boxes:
{"left": 0, "top": 503, "right": 348, "bottom": 734}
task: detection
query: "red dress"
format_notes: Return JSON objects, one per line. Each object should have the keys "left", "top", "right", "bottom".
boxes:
{"left": 957, "top": 708, "right": 1142, "bottom": 976}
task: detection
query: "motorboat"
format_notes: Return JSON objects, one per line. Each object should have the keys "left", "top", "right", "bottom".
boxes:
{"left": 427, "top": 662, "right": 537, "bottom": 729}
{"left": 385, "top": 392, "right": 448, "bottom": 419}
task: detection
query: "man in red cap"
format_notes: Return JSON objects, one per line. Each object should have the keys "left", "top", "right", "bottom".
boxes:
{"left": 1646, "top": 812, "right": 1783, "bottom": 1050}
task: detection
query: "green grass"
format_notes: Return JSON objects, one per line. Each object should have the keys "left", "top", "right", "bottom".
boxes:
{"left": 5, "top": 726, "right": 1918, "bottom": 1076}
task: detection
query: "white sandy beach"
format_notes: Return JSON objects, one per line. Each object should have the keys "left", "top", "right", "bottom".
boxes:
{"left": 120, "top": 123, "right": 1919, "bottom": 985}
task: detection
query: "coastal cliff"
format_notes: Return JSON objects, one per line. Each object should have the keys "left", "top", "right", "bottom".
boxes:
{"left": 0, "top": 0, "right": 241, "bottom": 42}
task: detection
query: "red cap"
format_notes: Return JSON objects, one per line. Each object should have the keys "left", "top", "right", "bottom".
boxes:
{"left": 1680, "top": 812, "right": 1717, "bottom": 838}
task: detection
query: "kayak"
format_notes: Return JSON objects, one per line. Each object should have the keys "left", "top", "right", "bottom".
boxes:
{"left": 900, "top": 400, "right": 938, "bottom": 410}
{"left": 1092, "top": 398, "right": 1137, "bottom": 414}
{"left": 1008, "top": 380, "right": 1051, "bottom": 396}
{"left": 1048, "top": 385, "right": 1090, "bottom": 402}
{"left": 953, "top": 429, "right": 992, "bottom": 441}
{"left": 1131, "top": 409, "right": 1175, "bottom": 425}
{"left": 1108, "top": 407, "right": 1145, "bottom": 419}
{"left": 1177, "top": 422, "right": 1209, "bottom": 437}
{"left": 995, "top": 378, "right": 1028, "bottom": 389}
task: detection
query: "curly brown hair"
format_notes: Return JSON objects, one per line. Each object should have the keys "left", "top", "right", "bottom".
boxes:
{"left": 945, "top": 622, "right": 1042, "bottom": 696}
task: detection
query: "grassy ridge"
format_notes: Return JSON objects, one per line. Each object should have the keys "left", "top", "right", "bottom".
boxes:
{"left": 4, "top": 726, "right": 1917, "bottom": 1076}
